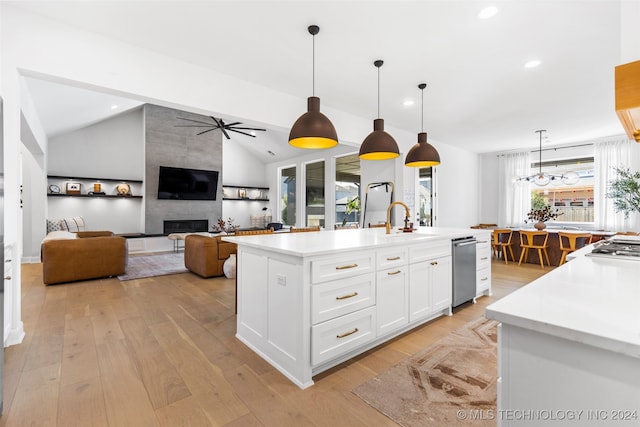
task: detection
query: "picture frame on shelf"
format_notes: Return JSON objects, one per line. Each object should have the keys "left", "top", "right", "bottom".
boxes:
{"left": 65, "top": 182, "right": 81, "bottom": 195}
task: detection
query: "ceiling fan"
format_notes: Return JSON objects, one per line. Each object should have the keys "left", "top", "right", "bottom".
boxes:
{"left": 175, "top": 116, "right": 266, "bottom": 139}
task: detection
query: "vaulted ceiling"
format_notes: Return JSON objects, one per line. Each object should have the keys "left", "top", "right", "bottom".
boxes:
{"left": 12, "top": 1, "right": 630, "bottom": 156}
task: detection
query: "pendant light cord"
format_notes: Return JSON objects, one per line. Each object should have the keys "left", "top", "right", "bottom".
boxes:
{"left": 377, "top": 65, "right": 380, "bottom": 118}
{"left": 312, "top": 32, "right": 315, "bottom": 97}
{"left": 421, "top": 87, "right": 424, "bottom": 132}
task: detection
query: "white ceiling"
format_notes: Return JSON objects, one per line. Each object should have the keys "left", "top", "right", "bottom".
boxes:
{"left": 14, "top": 0, "right": 629, "bottom": 156}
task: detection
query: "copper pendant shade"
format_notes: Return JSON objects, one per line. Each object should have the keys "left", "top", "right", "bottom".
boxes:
{"left": 405, "top": 83, "right": 440, "bottom": 167}
{"left": 359, "top": 60, "right": 400, "bottom": 160}
{"left": 288, "top": 25, "right": 338, "bottom": 149}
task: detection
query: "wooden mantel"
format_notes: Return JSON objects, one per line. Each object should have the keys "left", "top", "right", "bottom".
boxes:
{"left": 615, "top": 59, "right": 640, "bottom": 142}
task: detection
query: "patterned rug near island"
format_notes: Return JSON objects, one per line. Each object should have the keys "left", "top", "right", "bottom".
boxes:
{"left": 353, "top": 317, "right": 498, "bottom": 427}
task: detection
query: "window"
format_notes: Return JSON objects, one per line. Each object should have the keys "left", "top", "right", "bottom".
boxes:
{"left": 335, "top": 153, "right": 361, "bottom": 227}
{"left": 280, "top": 166, "right": 296, "bottom": 226}
{"left": 418, "top": 167, "right": 433, "bottom": 226}
{"left": 530, "top": 157, "right": 594, "bottom": 224}
{"left": 305, "top": 160, "right": 325, "bottom": 227}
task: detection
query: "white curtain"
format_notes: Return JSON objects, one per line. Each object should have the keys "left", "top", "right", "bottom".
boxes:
{"left": 594, "top": 138, "right": 636, "bottom": 231}
{"left": 498, "top": 151, "right": 531, "bottom": 227}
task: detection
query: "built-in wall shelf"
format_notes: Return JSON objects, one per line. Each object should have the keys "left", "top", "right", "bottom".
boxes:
{"left": 47, "top": 175, "right": 144, "bottom": 198}
{"left": 47, "top": 193, "right": 143, "bottom": 199}
{"left": 222, "top": 185, "right": 269, "bottom": 201}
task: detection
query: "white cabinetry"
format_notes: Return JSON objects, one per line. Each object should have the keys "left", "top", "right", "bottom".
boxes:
{"left": 474, "top": 232, "right": 492, "bottom": 299}
{"left": 409, "top": 240, "right": 452, "bottom": 321}
{"left": 376, "top": 265, "right": 409, "bottom": 335}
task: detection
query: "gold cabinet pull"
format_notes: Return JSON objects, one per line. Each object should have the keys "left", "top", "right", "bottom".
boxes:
{"left": 336, "top": 328, "right": 359, "bottom": 339}
{"left": 387, "top": 270, "right": 401, "bottom": 275}
{"left": 336, "top": 263, "right": 358, "bottom": 270}
{"left": 430, "top": 261, "right": 438, "bottom": 266}
{"left": 386, "top": 256, "right": 401, "bottom": 261}
{"left": 336, "top": 292, "right": 358, "bottom": 300}
{"left": 4, "top": 276, "right": 11, "bottom": 281}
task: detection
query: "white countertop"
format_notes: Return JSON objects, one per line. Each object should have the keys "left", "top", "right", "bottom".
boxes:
{"left": 223, "top": 226, "right": 488, "bottom": 257}
{"left": 486, "top": 252, "right": 640, "bottom": 359}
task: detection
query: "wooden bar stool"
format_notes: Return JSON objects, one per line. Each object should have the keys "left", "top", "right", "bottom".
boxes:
{"left": 290, "top": 226, "right": 321, "bottom": 233}
{"left": 519, "top": 230, "right": 550, "bottom": 269}
{"left": 558, "top": 232, "right": 592, "bottom": 265}
{"left": 491, "top": 228, "right": 515, "bottom": 264}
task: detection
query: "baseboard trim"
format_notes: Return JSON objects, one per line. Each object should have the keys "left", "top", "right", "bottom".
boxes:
{"left": 4, "top": 321, "right": 25, "bottom": 347}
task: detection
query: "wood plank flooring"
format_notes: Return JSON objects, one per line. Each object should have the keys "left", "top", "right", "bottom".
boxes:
{"left": 1, "top": 259, "right": 552, "bottom": 426}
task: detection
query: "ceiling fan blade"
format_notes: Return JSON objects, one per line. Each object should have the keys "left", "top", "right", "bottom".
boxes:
{"left": 228, "top": 126, "right": 267, "bottom": 132}
{"left": 223, "top": 121, "right": 242, "bottom": 128}
{"left": 212, "top": 117, "right": 231, "bottom": 139}
{"left": 229, "top": 128, "right": 257, "bottom": 138}
{"left": 175, "top": 125, "right": 217, "bottom": 128}
{"left": 196, "top": 128, "right": 217, "bottom": 136}
{"left": 177, "top": 117, "right": 217, "bottom": 126}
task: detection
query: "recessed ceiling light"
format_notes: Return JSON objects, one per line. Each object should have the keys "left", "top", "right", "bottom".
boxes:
{"left": 478, "top": 6, "right": 499, "bottom": 19}
{"left": 403, "top": 100, "right": 415, "bottom": 107}
{"left": 110, "top": 104, "right": 119, "bottom": 110}
{"left": 524, "top": 60, "right": 542, "bottom": 69}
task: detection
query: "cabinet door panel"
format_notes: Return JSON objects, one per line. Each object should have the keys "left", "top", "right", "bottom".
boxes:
{"left": 409, "top": 262, "right": 431, "bottom": 322}
{"left": 376, "top": 267, "right": 408, "bottom": 336}
{"left": 431, "top": 256, "right": 452, "bottom": 311}
{"left": 311, "top": 273, "right": 375, "bottom": 324}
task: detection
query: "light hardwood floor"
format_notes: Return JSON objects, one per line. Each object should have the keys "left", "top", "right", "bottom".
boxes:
{"left": 1, "top": 259, "right": 552, "bottom": 426}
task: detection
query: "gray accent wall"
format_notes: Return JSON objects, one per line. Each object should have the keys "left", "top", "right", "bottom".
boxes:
{"left": 144, "top": 104, "right": 223, "bottom": 234}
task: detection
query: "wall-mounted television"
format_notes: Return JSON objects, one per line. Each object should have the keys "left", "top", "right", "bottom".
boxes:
{"left": 157, "top": 166, "right": 219, "bottom": 200}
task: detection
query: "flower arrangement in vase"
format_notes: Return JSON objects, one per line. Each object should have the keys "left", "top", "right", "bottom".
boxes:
{"left": 525, "top": 205, "right": 563, "bottom": 230}
{"left": 211, "top": 217, "right": 239, "bottom": 234}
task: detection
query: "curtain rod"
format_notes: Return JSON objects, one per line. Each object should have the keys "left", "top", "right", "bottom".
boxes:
{"left": 531, "top": 142, "right": 593, "bottom": 154}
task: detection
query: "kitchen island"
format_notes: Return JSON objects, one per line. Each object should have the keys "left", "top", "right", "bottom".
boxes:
{"left": 486, "top": 249, "right": 640, "bottom": 426}
{"left": 224, "top": 227, "right": 491, "bottom": 388}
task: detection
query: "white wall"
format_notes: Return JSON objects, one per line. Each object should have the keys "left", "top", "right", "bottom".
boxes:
{"left": 47, "top": 107, "right": 144, "bottom": 234}
{"left": 222, "top": 137, "right": 269, "bottom": 228}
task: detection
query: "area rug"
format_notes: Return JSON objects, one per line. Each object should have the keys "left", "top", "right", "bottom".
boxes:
{"left": 118, "top": 252, "right": 188, "bottom": 281}
{"left": 353, "top": 317, "right": 498, "bottom": 427}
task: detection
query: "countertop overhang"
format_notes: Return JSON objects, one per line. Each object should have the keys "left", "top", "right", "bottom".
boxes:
{"left": 223, "top": 227, "right": 488, "bottom": 257}
{"left": 486, "top": 254, "right": 640, "bottom": 359}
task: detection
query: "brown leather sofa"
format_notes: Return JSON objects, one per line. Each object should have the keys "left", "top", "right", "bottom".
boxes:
{"left": 184, "top": 235, "right": 237, "bottom": 278}
{"left": 42, "top": 231, "right": 127, "bottom": 285}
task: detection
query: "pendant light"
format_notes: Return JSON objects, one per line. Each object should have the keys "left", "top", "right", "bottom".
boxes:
{"left": 359, "top": 60, "right": 400, "bottom": 160}
{"left": 518, "top": 130, "right": 580, "bottom": 186}
{"left": 405, "top": 83, "right": 441, "bottom": 167}
{"left": 288, "top": 25, "right": 338, "bottom": 149}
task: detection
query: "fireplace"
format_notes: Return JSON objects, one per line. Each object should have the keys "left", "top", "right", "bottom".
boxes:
{"left": 163, "top": 219, "right": 208, "bottom": 235}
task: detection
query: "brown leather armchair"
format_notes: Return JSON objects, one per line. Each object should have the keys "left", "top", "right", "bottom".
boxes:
{"left": 42, "top": 231, "right": 127, "bottom": 285}
{"left": 184, "top": 235, "right": 237, "bottom": 278}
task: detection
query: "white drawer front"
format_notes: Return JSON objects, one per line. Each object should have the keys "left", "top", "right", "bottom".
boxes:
{"left": 409, "top": 240, "right": 451, "bottom": 263}
{"left": 477, "top": 266, "right": 491, "bottom": 293}
{"left": 311, "top": 307, "right": 376, "bottom": 366}
{"left": 477, "top": 249, "right": 491, "bottom": 270}
{"left": 311, "top": 273, "right": 376, "bottom": 324}
{"left": 311, "top": 252, "right": 374, "bottom": 284}
{"left": 376, "top": 247, "right": 408, "bottom": 270}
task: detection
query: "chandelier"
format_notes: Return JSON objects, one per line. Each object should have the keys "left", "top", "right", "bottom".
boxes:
{"left": 519, "top": 130, "right": 579, "bottom": 186}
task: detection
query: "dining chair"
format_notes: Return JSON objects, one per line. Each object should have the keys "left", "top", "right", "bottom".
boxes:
{"left": 234, "top": 228, "right": 274, "bottom": 236}
{"left": 368, "top": 223, "right": 387, "bottom": 228}
{"left": 290, "top": 226, "right": 321, "bottom": 233}
{"left": 491, "top": 228, "right": 515, "bottom": 264}
{"left": 518, "top": 230, "right": 550, "bottom": 269}
{"left": 558, "top": 232, "right": 592, "bottom": 265}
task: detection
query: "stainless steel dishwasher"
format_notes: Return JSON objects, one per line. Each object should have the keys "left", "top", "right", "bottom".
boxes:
{"left": 452, "top": 236, "right": 477, "bottom": 307}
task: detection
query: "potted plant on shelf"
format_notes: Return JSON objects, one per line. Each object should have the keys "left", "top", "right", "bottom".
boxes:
{"left": 525, "top": 205, "right": 564, "bottom": 230}
{"left": 606, "top": 167, "right": 640, "bottom": 218}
